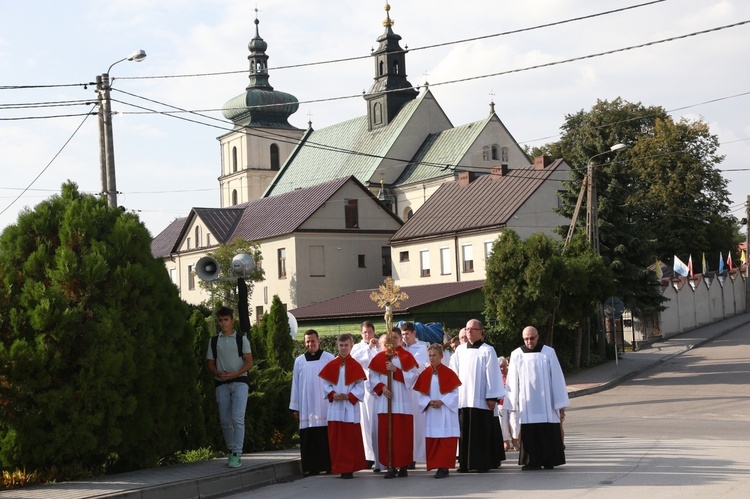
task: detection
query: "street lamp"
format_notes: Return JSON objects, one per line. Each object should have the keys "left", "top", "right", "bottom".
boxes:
{"left": 585, "top": 143, "right": 627, "bottom": 254}
{"left": 97, "top": 50, "right": 147, "bottom": 208}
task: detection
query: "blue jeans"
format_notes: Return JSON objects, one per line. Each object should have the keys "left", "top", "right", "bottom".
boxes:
{"left": 215, "top": 380, "right": 249, "bottom": 454}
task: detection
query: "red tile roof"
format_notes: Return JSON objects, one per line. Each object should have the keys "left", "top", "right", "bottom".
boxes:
{"left": 391, "top": 159, "right": 565, "bottom": 243}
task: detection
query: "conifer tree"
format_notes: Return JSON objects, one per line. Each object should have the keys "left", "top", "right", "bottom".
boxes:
{"left": 264, "top": 295, "right": 294, "bottom": 371}
{"left": 0, "top": 182, "right": 198, "bottom": 470}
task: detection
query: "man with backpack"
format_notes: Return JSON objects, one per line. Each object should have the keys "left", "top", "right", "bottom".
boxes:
{"left": 206, "top": 306, "right": 253, "bottom": 468}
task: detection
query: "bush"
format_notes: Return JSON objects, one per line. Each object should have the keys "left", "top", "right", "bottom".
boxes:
{"left": 0, "top": 183, "right": 199, "bottom": 472}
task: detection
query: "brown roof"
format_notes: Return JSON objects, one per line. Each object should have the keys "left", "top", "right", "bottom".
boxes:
{"left": 193, "top": 207, "right": 245, "bottom": 242}
{"left": 289, "top": 279, "right": 485, "bottom": 320}
{"left": 390, "top": 159, "right": 565, "bottom": 243}
{"left": 150, "top": 217, "right": 188, "bottom": 258}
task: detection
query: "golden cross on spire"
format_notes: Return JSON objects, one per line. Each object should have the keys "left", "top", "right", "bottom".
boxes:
{"left": 383, "top": 1, "right": 394, "bottom": 27}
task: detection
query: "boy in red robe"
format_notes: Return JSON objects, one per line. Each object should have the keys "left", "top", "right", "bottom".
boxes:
{"left": 413, "top": 344, "right": 462, "bottom": 478}
{"left": 319, "top": 333, "right": 368, "bottom": 479}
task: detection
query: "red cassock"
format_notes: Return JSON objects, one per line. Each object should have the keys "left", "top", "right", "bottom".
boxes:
{"left": 319, "top": 355, "right": 367, "bottom": 474}
{"left": 413, "top": 364, "right": 462, "bottom": 470}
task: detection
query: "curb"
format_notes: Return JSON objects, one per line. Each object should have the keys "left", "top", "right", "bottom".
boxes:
{"left": 568, "top": 319, "right": 749, "bottom": 399}
{"left": 112, "top": 459, "right": 302, "bottom": 499}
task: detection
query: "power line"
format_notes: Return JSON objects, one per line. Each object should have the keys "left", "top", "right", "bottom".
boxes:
{"left": 0, "top": 105, "right": 96, "bottom": 217}
{"left": 118, "top": 1, "right": 667, "bottom": 81}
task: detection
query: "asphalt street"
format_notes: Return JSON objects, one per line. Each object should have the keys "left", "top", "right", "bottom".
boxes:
{"left": 232, "top": 324, "right": 750, "bottom": 499}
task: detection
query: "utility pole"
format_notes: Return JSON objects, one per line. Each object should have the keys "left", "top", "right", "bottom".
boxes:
{"left": 100, "top": 73, "right": 118, "bottom": 209}
{"left": 96, "top": 75, "right": 108, "bottom": 201}
{"left": 96, "top": 50, "right": 147, "bottom": 209}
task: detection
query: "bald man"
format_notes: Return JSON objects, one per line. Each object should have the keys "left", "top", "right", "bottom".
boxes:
{"left": 503, "top": 326, "right": 569, "bottom": 470}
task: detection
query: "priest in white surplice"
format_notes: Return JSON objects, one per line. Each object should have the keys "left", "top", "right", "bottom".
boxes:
{"left": 290, "top": 329, "right": 335, "bottom": 475}
{"left": 504, "top": 326, "right": 569, "bottom": 470}
{"left": 400, "top": 321, "right": 429, "bottom": 466}
{"left": 351, "top": 321, "right": 381, "bottom": 471}
{"left": 450, "top": 319, "right": 505, "bottom": 473}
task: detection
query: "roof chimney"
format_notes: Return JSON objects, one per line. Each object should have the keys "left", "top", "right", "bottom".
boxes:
{"left": 458, "top": 171, "right": 476, "bottom": 186}
{"left": 534, "top": 156, "right": 552, "bottom": 170}
{"left": 491, "top": 165, "right": 509, "bottom": 178}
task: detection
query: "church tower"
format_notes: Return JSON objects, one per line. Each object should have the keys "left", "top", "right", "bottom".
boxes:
{"left": 363, "top": 3, "right": 418, "bottom": 131}
{"left": 218, "top": 11, "right": 304, "bottom": 206}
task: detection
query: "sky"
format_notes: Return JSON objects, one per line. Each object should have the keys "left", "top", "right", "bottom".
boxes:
{"left": 2, "top": 0, "right": 749, "bottom": 239}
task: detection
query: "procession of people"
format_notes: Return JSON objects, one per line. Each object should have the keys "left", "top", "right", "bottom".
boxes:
{"left": 282, "top": 319, "right": 569, "bottom": 479}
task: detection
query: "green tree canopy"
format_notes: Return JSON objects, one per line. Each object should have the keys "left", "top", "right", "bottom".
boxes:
{"left": 0, "top": 182, "right": 198, "bottom": 471}
{"left": 483, "top": 230, "right": 614, "bottom": 363}
{"left": 531, "top": 97, "right": 738, "bottom": 314}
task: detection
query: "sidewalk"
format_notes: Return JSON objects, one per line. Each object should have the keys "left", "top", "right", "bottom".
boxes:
{"left": 3, "top": 313, "right": 748, "bottom": 499}
{"left": 566, "top": 312, "right": 750, "bottom": 397}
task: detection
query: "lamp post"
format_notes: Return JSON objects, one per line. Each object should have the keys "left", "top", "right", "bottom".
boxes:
{"left": 97, "top": 49, "right": 146, "bottom": 208}
{"left": 585, "top": 143, "right": 627, "bottom": 254}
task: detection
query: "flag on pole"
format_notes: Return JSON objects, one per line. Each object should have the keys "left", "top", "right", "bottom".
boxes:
{"left": 728, "top": 251, "right": 734, "bottom": 271}
{"left": 673, "top": 255, "right": 689, "bottom": 277}
{"left": 655, "top": 259, "right": 663, "bottom": 280}
{"left": 719, "top": 252, "right": 725, "bottom": 274}
{"left": 742, "top": 250, "right": 747, "bottom": 265}
{"left": 688, "top": 254, "right": 694, "bottom": 277}
{"left": 702, "top": 252, "right": 708, "bottom": 274}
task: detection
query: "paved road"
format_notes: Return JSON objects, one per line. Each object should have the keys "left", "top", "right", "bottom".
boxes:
{"left": 232, "top": 325, "right": 750, "bottom": 499}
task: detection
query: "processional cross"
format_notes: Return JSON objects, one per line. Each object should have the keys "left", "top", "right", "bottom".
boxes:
{"left": 370, "top": 276, "right": 408, "bottom": 473}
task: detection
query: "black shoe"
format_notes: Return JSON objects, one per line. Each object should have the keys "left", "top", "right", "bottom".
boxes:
{"left": 456, "top": 468, "right": 468, "bottom": 473}
{"left": 365, "top": 460, "right": 374, "bottom": 469}
{"left": 372, "top": 467, "right": 381, "bottom": 473}
{"left": 407, "top": 461, "right": 416, "bottom": 470}
{"left": 383, "top": 469, "right": 397, "bottom": 479}
{"left": 522, "top": 465, "right": 542, "bottom": 470}
{"left": 397, "top": 467, "right": 408, "bottom": 477}
{"left": 340, "top": 472, "right": 354, "bottom": 479}
{"left": 434, "top": 468, "right": 449, "bottom": 479}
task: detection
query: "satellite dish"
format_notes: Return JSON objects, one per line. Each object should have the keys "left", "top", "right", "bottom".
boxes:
{"left": 287, "top": 312, "right": 298, "bottom": 339}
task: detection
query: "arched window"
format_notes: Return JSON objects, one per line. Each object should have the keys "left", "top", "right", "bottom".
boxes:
{"left": 195, "top": 226, "right": 201, "bottom": 248}
{"left": 482, "top": 146, "right": 490, "bottom": 161}
{"left": 379, "top": 60, "right": 384, "bottom": 76}
{"left": 270, "top": 144, "right": 280, "bottom": 170}
{"left": 393, "top": 60, "right": 400, "bottom": 74}
{"left": 232, "top": 189, "right": 238, "bottom": 205}
{"left": 403, "top": 207, "right": 413, "bottom": 221}
{"left": 491, "top": 144, "right": 499, "bottom": 160}
{"left": 501, "top": 147, "right": 509, "bottom": 164}
{"left": 251, "top": 61, "right": 255, "bottom": 73}
{"left": 232, "top": 146, "right": 238, "bottom": 173}
{"left": 373, "top": 103, "right": 382, "bottom": 125}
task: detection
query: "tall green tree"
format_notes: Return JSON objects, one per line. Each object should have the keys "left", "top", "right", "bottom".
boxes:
{"left": 0, "top": 182, "right": 199, "bottom": 471}
{"left": 531, "top": 98, "right": 737, "bottom": 315}
{"left": 264, "top": 295, "right": 294, "bottom": 372}
{"left": 483, "top": 230, "right": 614, "bottom": 366}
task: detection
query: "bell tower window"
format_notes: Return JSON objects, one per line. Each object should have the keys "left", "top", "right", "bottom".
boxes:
{"left": 232, "top": 189, "right": 238, "bottom": 205}
{"left": 270, "top": 144, "right": 280, "bottom": 170}
{"left": 232, "top": 146, "right": 238, "bottom": 173}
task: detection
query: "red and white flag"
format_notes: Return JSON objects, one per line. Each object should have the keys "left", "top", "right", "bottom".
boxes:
{"left": 687, "top": 254, "right": 694, "bottom": 278}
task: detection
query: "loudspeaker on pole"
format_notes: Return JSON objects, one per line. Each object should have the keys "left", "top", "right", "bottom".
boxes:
{"left": 196, "top": 256, "right": 221, "bottom": 281}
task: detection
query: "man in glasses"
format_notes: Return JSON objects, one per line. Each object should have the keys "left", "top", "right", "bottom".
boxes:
{"left": 503, "top": 326, "right": 569, "bottom": 470}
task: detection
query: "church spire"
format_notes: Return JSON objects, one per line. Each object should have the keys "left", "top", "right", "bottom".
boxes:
{"left": 364, "top": 2, "right": 418, "bottom": 131}
{"left": 246, "top": 9, "right": 272, "bottom": 91}
{"left": 222, "top": 9, "right": 299, "bottom": 128}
